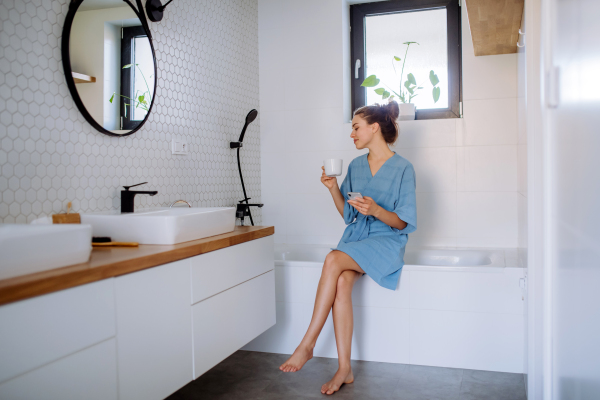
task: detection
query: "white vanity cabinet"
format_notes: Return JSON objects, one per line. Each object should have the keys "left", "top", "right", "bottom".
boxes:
{"left": 0, "top": 233, "right": 275, "bottom": 400}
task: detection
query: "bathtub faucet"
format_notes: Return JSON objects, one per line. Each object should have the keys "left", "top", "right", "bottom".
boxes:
{"left": 236, "top": 199, "right": 263, "bottom": 226}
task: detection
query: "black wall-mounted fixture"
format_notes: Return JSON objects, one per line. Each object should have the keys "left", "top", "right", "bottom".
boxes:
{"left": 230, "top": 110, "right": 263, "bottom": 226}
{"left": 121, "top": 182, "right": 158, "bottom": 213}
{"left": 146, "top": 0, "right": 174, "bottom": 22}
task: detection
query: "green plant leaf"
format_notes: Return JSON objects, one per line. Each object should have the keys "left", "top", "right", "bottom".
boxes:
{"left": 407, "top": 73, "right": 416, "bottom": 86}
{"left": 122, "top": 64, "right": 133, "bottom": 69}
{"left": 429, "top": 70, "right": 439, "bottom": 86}
{"left": 389, "top": 95, "right": 395, "bottom": 100}
{"left": 361, "top": 75, "right": 380, "bottom": 87}
{"left": 406, "top": 86, "right": 414, "bottom": 95}
{"left": 109, "top": 93, "right": 114, "bottom": 103}
{"left": 382, "top": 91, "right": 390, "bottom": 99}
{"left": 403, "top": 41, "right": 419, "bottom": 45}
{"left": 374, "top": 88, "right": 386, "bottom": 95}
{"left": 432, "top": 86, "right": 440, "bottom": 103}
{"left": 394, "top": 56, "right": 401, "bottom": 61}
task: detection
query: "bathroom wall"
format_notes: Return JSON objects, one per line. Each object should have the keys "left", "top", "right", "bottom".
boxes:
{"left": 259, "top": 0, "right": 519, "bottom": 248}
{"left": 516, "top": 5, "right": 528, "bottom": 381}
{"left": 0, "top": 0, "right": 261, "bottom": 223}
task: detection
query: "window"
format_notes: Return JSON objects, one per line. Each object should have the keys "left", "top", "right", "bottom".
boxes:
{"left": 351, "top": 0, "right": 462, "bottom": 119}
{"left": 120, "top": 26, "right": 154, "bottom": 130}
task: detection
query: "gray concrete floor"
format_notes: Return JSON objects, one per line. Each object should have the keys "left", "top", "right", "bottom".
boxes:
{"left": 167, "top": 350, "right": 527, "bottom": 400}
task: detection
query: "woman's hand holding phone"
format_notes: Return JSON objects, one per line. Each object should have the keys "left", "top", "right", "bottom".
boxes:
{"left": 348, "top": 196, "right": 381, "bottom": 217}
{"left": 321, "top": 166, "right": 338, "bottom": 190}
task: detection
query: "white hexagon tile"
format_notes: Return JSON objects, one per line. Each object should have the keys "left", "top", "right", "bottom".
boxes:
{"left": 0, "top": 0, "right": 262, "bottom": 224}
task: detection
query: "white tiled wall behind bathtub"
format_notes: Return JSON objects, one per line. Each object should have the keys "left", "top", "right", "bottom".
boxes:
{"left": 259, "top": 0, "right": 519, "bottom": 248}
{"left": 0, "top": 0, "right": 261, "bottom": 223}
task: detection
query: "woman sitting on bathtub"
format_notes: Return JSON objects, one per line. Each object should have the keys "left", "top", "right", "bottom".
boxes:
{"left": 279, "top": 100, "right": 417, "bottom": 395}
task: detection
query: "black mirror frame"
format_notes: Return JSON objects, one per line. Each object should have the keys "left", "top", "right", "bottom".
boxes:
{"left": 61, "top": 0, "right": 158, "bottom": 137}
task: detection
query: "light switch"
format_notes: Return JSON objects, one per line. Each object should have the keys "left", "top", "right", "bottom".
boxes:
{"left": 171, "top": 137, "right": 188, "bottom": 155}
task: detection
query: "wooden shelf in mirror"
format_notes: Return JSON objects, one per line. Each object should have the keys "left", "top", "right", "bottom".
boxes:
{"left": 72, "top": 72, "right": 96, "bottom": 83}
{"left": 464, "top": 0, "right": 524, "bottom": 56}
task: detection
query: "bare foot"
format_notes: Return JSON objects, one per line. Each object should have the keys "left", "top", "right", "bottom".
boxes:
{"left": 321, "top": 366, "right": 354, "bottom": 395}
{"left": 279, "top": 346, "right": 313, "bottom": 372}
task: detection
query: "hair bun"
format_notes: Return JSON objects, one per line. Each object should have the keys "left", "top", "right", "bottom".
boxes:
{"left": 384, "top": 101, "right": 400, "bottom": 121}
{"left": 353, "top": 100, "right": 400, "bottom": 145}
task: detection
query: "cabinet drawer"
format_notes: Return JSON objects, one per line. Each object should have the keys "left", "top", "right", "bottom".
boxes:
{"left": 0, "top": 339, "right": 118, "bottom": 400}
{"left": 192, "top": 270, "right": 275, "bottom": 378}
{"left": 0, "top": 279, "right": 116, "bottom": 384}
{"left": 115, "top": 258, "right": 193, "bottom": 400}
{"left": 191, "top": 235, "right": 274, "bottom": 304}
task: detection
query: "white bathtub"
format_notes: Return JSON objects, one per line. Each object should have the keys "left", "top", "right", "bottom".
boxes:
{"left": 276, "top": 244, "right": 512, "bottom": 271}
{"left": 244, "top": 244, "right": 525, "bottom": 373}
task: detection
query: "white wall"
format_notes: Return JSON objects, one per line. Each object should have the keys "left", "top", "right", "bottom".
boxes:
{"left": 517, "top": 1, "right": 528, "bottom": 384}
{"left": 103, "top": 21, "right": 122, "bottom": 131}
{"left": 0, "top": 0, "right": 261, "bottom": 223}
{"left": 259, "top": 0, "right": 519, "bottom": 248}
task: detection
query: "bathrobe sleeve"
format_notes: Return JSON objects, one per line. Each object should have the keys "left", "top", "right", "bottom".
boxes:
{"left": 391, "top": 163, "right": 417, "bottom": 234}
{"left": 339, "top": 161, "right": 358, "bottom": 225}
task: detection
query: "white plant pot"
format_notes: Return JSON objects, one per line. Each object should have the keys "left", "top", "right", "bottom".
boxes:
{"left": 398, "top": 103, "right": 416, "bottom": 121}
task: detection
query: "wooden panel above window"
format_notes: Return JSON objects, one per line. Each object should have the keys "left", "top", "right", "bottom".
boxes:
{"left": 465, "top": 0, "right": 524, "bottom": 56}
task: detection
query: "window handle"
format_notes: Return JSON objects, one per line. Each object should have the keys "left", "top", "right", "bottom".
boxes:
{"left": 355, "top": 59, "right": 361, "bottom": 79}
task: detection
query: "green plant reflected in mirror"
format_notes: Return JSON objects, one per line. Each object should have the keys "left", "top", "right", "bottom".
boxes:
{"left": 62, "top": 0, "right": 157, "bottom": 137}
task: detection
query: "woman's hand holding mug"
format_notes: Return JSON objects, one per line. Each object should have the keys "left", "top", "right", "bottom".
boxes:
{"left": 321, "top": 166, "right": 338, "bottom": 190}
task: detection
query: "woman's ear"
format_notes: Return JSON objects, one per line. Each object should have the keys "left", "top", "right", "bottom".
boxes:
{"left": 371, "top": 122, "right": 380, "bottom": 135}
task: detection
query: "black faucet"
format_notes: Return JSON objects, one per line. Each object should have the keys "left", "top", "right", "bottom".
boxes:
{"left": 121, "top": 182, "right": 158, "bottom": 213}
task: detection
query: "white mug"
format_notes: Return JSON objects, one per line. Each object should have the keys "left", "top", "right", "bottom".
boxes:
{"left": 323, "top": 159, "right": 343, "bottom": 177}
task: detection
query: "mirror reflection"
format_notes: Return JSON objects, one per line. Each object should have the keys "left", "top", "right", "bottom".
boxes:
{"left": 69, "top": 0, "right": 155, "bottom": 135}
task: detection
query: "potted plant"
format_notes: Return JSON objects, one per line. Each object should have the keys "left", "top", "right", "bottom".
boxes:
{"left": 361, "top": 41, "right": 440, "bottom": 120}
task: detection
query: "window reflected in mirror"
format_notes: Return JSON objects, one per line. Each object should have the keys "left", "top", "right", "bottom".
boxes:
{"left": 69, "top": 0, "right": 155, "bottom": 135}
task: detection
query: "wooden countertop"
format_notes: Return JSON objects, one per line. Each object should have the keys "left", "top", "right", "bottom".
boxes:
{"left": 0, "top": 226, "right": 274, "bottom": 307}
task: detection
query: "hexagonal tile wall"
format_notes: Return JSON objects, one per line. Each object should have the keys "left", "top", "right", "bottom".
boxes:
{"left": 0, "top": 0, "right": 262, "bottom": 224}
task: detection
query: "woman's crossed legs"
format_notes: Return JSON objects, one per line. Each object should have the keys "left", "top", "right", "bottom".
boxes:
{"left": 279, "top": 250, "right": 365, "bottom": 395}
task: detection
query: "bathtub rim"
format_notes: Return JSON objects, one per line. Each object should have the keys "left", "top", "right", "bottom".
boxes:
{"left": 273, "top": 243, "right": 522, "bottom": 272}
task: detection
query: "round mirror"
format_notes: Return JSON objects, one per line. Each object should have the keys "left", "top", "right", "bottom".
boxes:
{"left": 61, "top": 0, "right": 157, "bottom": 137}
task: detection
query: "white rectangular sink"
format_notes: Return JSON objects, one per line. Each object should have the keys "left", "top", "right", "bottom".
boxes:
{"left": 0, "top": 224, "right": 92, "bottom": 280}
{"left": 81, "top": 207, "right": 236, "bottom": 245}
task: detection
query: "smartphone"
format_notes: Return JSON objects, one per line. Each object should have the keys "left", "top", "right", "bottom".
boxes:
{"left": 347, "top": 192, "right": 363, "bottom": 201}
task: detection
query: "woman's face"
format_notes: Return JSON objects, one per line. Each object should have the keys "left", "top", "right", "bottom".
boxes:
{"left": 350, "top": 115, "right": 379, "bottom": 149}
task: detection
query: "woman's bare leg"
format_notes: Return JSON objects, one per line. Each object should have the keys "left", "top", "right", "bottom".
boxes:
{"left": 279, "top": 251, "right": 364, "bottom": 372}
{"left": 321, "top": 270, "right": 360, "bottom": 395}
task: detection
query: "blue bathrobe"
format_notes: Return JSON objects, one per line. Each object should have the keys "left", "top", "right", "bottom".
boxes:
{"left": 331, "top": 152, "right": 417, "bottom": 290}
